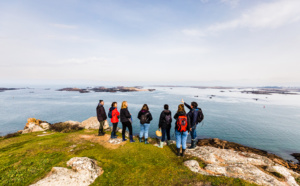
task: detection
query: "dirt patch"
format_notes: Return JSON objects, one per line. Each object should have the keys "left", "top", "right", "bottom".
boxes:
{"left": 197, "top": 138, "right": 300, "bottom": 174}
{"left": 77, "top": 134, "right": 126, "bottom": 149}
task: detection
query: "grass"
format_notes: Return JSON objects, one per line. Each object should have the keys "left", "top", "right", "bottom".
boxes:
{"left": 0, "top": 130, "right": 257, "bottom": 186}
{"left": 296, "top": 177, "right": 300, "bottom": 185}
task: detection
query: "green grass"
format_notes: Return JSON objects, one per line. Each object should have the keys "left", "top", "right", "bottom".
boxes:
{"left": 0, "top": 130, "right": 257, "bottom": 186}
{"left": 296, "top": 177, "right": 300, "bottom": 185}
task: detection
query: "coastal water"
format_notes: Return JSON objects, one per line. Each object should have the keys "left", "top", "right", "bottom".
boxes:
{"left": 1, "top": 86, "right": 300, "bottom": 161}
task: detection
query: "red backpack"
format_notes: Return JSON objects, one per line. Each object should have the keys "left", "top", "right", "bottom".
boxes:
{"left": 177, "top": 115, "right": 188, "bottom": 132}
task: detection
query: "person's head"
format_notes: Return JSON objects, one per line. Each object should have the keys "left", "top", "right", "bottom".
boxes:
{"left": 111, "top": 102, "right": 117, "bottom": 107}
{"left": 99, "top": 100, "right": 104, "bottom": 105}
{"left": 141, "top": 104, "right": 149, "bottom": 111}
{"left": 191, "top": 101, "right": 198, "bottom": 109}
{"left": 177, "top": 104, "right": 186, "bottom": 113}
{"left": 164, "top": 104, "right": 169, "bottom": 110}
{"left": 121, "top": 101, "right": 128, "bottom": 109}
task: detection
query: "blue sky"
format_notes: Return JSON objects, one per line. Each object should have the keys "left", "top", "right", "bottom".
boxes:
{"left": 1, "top": 0, "right": 300, "bottom": 86}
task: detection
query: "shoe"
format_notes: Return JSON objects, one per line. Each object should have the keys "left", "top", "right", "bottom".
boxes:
{"left": 167, "top": 140, "right": 170, "bottom": 146}
{"left": 139, "top": 138, "right": 144, "bottom": 142}
{"left": 101, "top": 129, "right": 106, "bottom": 135}
{"left": 188, "top": 140, "right": 196, "bottom": 150}
{"left": 122, "top": 134, "right": 127, "bottom": 141}
{"left": 130, "top": 135, "right": 135, "bottom": 143}
{"left": 158, "top": 141, "right": 163, "bottom": 148}
{"left": 145, "top": 138, "right": 149, "bottom": 144}
{"left": 181, "top": 149, "right": 186, "bottom": 157}
{"left": 176, "top": 148, "right": 181, "bottom": 156}
{"left": 111, "top": 132, "right": 116, "bottom": 139}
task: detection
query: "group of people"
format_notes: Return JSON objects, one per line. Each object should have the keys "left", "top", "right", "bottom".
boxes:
{"left": 96, "top": 99, "right": 204, "bottom": 157}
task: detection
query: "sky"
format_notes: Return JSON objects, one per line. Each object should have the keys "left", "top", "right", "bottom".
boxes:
{"left": 0, "top": 0, "right": 300, "bottom": 86}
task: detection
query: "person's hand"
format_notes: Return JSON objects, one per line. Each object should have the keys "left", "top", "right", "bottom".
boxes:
{"left": 190, "top": 128, "right": 192, "bottom": 131}
{"left": 181, "top": 99, "right": 184, "bottom": 103}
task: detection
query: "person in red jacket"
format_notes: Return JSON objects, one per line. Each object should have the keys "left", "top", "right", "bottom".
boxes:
{"left": 108, "top": 102, "right": 120, "bottom": 139}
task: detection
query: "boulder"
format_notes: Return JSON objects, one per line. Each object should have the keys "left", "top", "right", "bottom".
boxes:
{"left": 63, "top": 120, "right": 81, "bottom": 126}
{"left": 81, "top": 117, "right": 109, "bottom": 129}
{"left": 22, "top": 123, "right": 45, "bottom": 134}
{"left": 185, "top": 146, "right": 300, "bottom": 186}
{"left": 31, "top": 157, "right": 103, "bottom": 186}
{"left": 40, "top": 123, "right": 50, "bottom": 130}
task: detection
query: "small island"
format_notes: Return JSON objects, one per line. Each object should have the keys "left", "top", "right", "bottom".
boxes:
{"left": 0, "top": 88, "right": 20, "bottom": 92}
{"left": 57, "top": 86, "right": 156, "bottom": 93}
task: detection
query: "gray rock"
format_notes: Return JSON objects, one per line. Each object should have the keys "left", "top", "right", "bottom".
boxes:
{"left": 80, "top": 117, "right": 109, "bottom": 129}
{"left": 31, "top": 157, "right": 103, "bottom": 186}
{"left": 22, "top": 123, "right": 45, "bottom": 134}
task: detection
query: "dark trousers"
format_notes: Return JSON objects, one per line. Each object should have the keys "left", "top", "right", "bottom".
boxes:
{"left": 122, "top": 121, "right": 133, "bottom": 136}
{"left": 98, "top": 121, "right": 105, "bottom": 134}
{"left": 112, "top": 122, "right": 118, "bottom": 134}
{"left": 161, "top": 127, "right": 171, "bottom": 142}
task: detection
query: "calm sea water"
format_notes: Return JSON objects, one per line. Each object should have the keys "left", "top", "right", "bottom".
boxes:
{"left": 1, "top": 86, "right": 300, "bottom": 161}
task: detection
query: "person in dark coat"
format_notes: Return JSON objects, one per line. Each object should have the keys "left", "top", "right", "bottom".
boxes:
{"left": 96, "top": 100, "right": 107, "bottom": 136}
{"left": 137, "top": 104, "right": 153, "bottom": 144}
{"left": 120, "top": 101, "right": 135, "bottom": 142}
{"left": 174, "top": 104, "right": 191, "bottom": 157}
{"left": 181, "top": 99, "right": 199, "bottom": 150}
{"left": 157, "top": 104, "right": 172, "bottom": 148}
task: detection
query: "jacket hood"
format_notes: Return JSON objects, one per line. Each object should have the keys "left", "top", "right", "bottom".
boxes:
{"left": 110, "top": 107, "right": 116, "bottom": 111}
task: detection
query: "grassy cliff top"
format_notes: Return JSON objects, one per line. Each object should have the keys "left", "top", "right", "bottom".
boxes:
{"left": 0, "top": 130, "right": 257, "bottom": 186}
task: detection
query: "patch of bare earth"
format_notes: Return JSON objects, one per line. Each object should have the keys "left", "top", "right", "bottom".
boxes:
{"left": 75, "top": 134, "right": 127, "bottom": 149}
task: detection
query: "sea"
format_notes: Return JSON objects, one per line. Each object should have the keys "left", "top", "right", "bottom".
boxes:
{"left": 1, "top": 86, "right": 300, "bottom": 161}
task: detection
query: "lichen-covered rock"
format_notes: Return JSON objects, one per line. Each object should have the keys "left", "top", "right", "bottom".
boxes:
{"left": 22, "top": 124, "right": 45, "bottom": 134}
{"left": 185, "top": 146, "right": 300, "bottom": 186}
{"left": 108, "top": 138, "right": 123, "bottom": 145}
{"left": 40, "top": 123, "right": 50, "bottom": 130}
{"left": 30, "top": 157, "right": 103, "bottom": 186}
{"left": 63, "top": 120, "right": 81, "bottom": 126}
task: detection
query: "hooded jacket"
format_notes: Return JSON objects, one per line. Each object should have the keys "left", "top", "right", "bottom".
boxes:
{"left": 137, "top": 109, "right": 153, "bottom": 124}
{"left": 184, "top": 102, "right": 199, "bottom": 127}
{"left": 120, "top": 107, "right": 131, "bottom": 123}
{"left": 158, "top": 110, "right": 172, "bottom": 129}
{"left": 109, "top": 107, "right": 120, "bottom": 123}
{"left": 96, "top": 104, "right": 107, "bottom": 122}
{"left": 174, "top": 111, "right": 191, "bottom": 132}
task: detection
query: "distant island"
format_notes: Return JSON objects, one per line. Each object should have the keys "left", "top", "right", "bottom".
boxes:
{"left": 0, "top": 88, "right": 20, "bottom": 92}
{"left": 57, "top": 86, "right": 156, "bottom": 93}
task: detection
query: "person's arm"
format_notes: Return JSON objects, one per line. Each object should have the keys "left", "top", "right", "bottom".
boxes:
{"left": 159, "top": 112, "right": 163, "bottom": 128}
{"left": 184, "top": 102, "right": 192, "bottom": 110}
{"left": 193, "top": 110, "right": 198, "bottom": 125}
{"left": 174, "top": 113, "right": 178, "bottom": 120}
{"left": 148, "top": 112, "right": 153, "bottom": 121}
{"left": 187, "top": 115, "right": 191, "bottom": 132}
{"left": 137, "top": 111, "right": 141, "bottom": 119}
{"left": 125, "top": 109, "right": 131, "bottom": 118}
{"left": 170, "top": 111, "right": 172, "bottom": 123}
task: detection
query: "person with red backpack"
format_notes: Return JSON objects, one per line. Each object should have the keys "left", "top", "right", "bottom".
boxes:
{"left": 138, "top": 104, "right": 153, "bottom": 144}
{"left": 174, "top": 104, "right": 191, "bottom": 157}
{"left": 108, "top": 102, "right": 120, "bottom": 139}
{"left": 158, "top": 104, "right": 172, "bottom": 148}
{"left": 181, "top": 99, "right": 204, "bottom": 150}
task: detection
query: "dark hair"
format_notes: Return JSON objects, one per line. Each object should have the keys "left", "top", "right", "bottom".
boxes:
{"left": 99, "top": 100, "right": 103, "bottom": 103}
{"left": 191, "top": 102, "right": 198, "bottom": 108}
{"left": 111, "top": 102, "right": 117, "bottom": 107}
{"left": 164, "top": 104, "right": 169, "bottom": 110}
{"left": 177, "top": 104, "right": 186, "bottom": 114}
{"left": 141, "top": 104, "right": 149, "bottom": 111}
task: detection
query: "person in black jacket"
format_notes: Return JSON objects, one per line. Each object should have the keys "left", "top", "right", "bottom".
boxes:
{"left": 137, "top": 104, "right": 153, "bottom": 144}
{"left": 120, "top": 101, "right": 135, "bottom": 142}
{"left": 96, "top": 100, "right": 107, "bottom": 136}
{"left": 174, "top": 104, "right": 191, "bottom": 157}
{"left": 181, "top": 99, "right": 199, "bottom": 150}
{"left": 157, "top": 104, "right": 172, "bottom": 148}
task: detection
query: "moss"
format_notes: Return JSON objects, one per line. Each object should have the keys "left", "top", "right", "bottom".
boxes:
{"left": 0, "top": 130, "right": 257, "bottom": 186}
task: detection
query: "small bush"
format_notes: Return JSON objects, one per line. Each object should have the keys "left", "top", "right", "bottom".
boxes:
{"left": 50, "top": 123, "right": 84, "bottom": 133}
{"left": 3, "top": 132, "right": 21, "bottom": 139}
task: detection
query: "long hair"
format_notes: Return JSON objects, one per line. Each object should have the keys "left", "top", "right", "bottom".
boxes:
{"left": 111, "top": 102, "right": 117, "bottom": 107}
{"left": 121, "top": 101, "right": 127, "bottom": 109}
{"left": 177, "top": 104, "right": 186, "bottom": 113}
{"left": 141, "top": 104, "right": 149, "bottom": 111}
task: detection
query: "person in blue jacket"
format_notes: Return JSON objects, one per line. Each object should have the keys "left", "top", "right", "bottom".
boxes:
{"left": 181, "top": 99, "right": 199, "bottom": 150}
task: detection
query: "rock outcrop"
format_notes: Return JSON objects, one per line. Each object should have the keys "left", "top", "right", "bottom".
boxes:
{"left": 22, "top": 118, "right": 50, "bottom": 134}
{"left": 185, "top": 146, "right": 300, "bottom": 186}
{"left": 31, "top": 157, "right": 103, "bottom": 186}
{"left": 81, "top": 117, "right": 109, "bottom": 129}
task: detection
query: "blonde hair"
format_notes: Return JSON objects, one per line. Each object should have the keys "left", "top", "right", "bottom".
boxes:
{"left": 177, "top": 104, "right": 186, "bottom": 113}
{"left": 121, "top": 101, "right": 127, "bottom": 109}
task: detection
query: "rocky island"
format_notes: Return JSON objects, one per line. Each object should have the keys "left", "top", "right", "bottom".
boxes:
{"left": 1, "top": 117, "right": 300, "bottom": 186}
{"left": 57, "top": 86, "right": 155, "bottom": 93}
{"left": 0, "top": 88, "right": 20, "bottom": 92}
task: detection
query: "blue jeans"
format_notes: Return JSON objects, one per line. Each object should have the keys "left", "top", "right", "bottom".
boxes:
{"left": 175, "top": 130, "right": 188, "bottom": 149}
{"left": 191, "top": 125, "right": 197, "bottom": 140}
{"left": 140, "top": 124, "right": 150, "bottom": 139}
{"left": 161, "top": 128, "right": 171, "bottom": 142}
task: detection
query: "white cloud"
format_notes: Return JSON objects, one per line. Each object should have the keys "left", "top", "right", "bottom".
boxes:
{"left": 221, "top": 0, "right": 240, "bottom": 8}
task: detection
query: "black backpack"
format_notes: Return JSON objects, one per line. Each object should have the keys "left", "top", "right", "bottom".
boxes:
{"left": 165, "top": 114, "right": 171, "bottom": 125}
{"left": 140, "top": 112, "right": 149, "bottom": 124}
{"left": 196, "top": 108, "right": 204, "bottom": 124}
